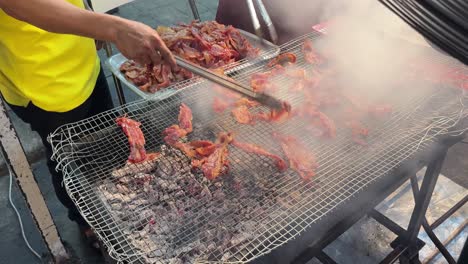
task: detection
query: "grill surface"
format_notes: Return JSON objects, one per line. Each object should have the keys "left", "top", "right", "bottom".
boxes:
{"left": 49, "top": 32, "right": 468, "bottom": 264}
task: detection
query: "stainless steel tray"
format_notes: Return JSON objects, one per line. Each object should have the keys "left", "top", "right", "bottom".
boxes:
{"left": 106, "top": 29, "right": 280, "bottom": 100}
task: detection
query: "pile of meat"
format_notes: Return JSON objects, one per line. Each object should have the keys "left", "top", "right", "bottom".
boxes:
{"left": 119, "top": 20, "right": 260, "bottom": 93}
{"left": 210, "top": 39, "right": 392, "bottom": 146}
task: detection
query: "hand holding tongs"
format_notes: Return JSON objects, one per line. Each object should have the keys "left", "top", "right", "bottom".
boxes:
{"left": 246, "top": 0, "right": 278, "bottom": 44}
{"left": 175, "top": 56, "right": 288, "bottom": 111}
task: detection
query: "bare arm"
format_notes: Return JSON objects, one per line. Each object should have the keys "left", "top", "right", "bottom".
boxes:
{"left": 0, "top": 0, "right": 175, "bottom": 66}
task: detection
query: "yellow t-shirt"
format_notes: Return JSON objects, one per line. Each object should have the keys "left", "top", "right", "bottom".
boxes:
{"left": 0, "top": 0, "right": 100, "bottom": 112}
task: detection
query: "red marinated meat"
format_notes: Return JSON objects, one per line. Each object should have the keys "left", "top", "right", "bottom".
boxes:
{"left": 178, "top": 103, "right": 193, "bottom": 133}
{"left": 232, "top": 105, "right": 254, "bottom": 124}
{"left": 163, "top": 125, "right": 188, "bottom": 145}
{"left": 212, "top": 97, "right": 231, "bottom": 113}
{"left": 190, "top": 140, "right": 217, "bottom": 157}
{"left": 201, "top": 132, "right": 233, "bottom": 180}
{"left": 302, "top": 39, "right": 322, "bottom": 64}
{"left": 120, "top": 21, "right": 259, "bottom": 93}
{"left": 267, "top": 52, "right": 297, "bottom": 67}
{"left": 231, "top": 140, "right": 287, "bottom": 171}
{"left": 116, "top": 116, "right": 147, "bottom": 163}
{"left": 273, "top": 133, "right": 318, "bottom": 181}
{"left": 234, "top": 97, "right": 260, "bottom": 108}
{"left": 255, "top": 102, "right": 291, "bottom": 123}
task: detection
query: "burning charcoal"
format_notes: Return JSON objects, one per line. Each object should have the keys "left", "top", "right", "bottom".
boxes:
{"left": 122, "top": 195, "right": 133, "bottom": 203}
{"left": 221, "top": 252, "right": 231, "bottom": 262}
{"left": 100, "top": 189, "right": 124, "bottom": 203}
{"left": 212, "top": 190, "right": 225, "bottom": 201}
{"left": 154, "top": 178, "right": 180, "bottom": 192}
{"left": 148, "top": 249, "right": 165, "bottom": 258}
{"left": 134, "top": 173, "right": 155, "bottom": 184}
{"left": 118, "top": 176, "right": 131, "bottom": 184}
{"left": 230, "top": 232, "right": 251, "bottom": 247}
{"left": 112, "top": 159, "right": 158, "bottom": 178}
{"left": 143, "top": 182, "right": 155, "bottom": 194}
{"left": 184, "top": 198, "right": 198, "bottom": 208}
{"left": 167, "top": 258, "right": 183, "bottom": 264}
{"left": 155, "top": 159, "right": 175, "bottom": 178}
{"left": 207, "top": 243, "right": 216, "bottom": 251}
{"left": 159, "top": 223, "right": 171, "bottom": 234}
{"left": 139, "top": 228, "right": 148, "bottom": 238}
{"left": 116, "top": 184, "right": 130, "bottom": 193}
{"left": 200, "top": 186, "right": 212, "bottom": 198}
{"left": 173, "top": 190, "right": 185, "bottom": 198}
{"left": 110, "top": 203, "right": 122, "bottom": 210}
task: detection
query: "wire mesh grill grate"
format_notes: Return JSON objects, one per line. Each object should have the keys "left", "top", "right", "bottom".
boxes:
{"left": 49, "top": 31, "right": 468, "bottom": 264}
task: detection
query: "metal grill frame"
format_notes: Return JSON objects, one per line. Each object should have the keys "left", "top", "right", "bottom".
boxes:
{"left": 49, "top": 31, "right": 468, "bottom": 264}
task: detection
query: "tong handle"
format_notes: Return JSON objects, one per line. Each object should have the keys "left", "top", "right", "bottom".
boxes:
{"left": 246, "top": 0, "right": 278, "bottom": 44}
{"left": 175, "top": 56, "right": 284, "bottom": 110}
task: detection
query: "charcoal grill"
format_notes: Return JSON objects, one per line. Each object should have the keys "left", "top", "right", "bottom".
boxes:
{"left": 49, "top": 31, "right": 468, "bottom": 264}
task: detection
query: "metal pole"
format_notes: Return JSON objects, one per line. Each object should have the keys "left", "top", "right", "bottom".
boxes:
{"left": 0, "top": 99, "right": 69, "bottom": 263}
{"left": 187, "top": 0, "right": 200, "bottom": 21}
{"left": 400, "top": 151, "right": 447, "bottom": 263}
{"left": 104, "top": 43, "right": 127, "bottom": 106}
{"left": 406, "top": 152, "right": 446, "bottom": 241}
{"left": 409, "top": 175, "right": 457, "bottom": 264}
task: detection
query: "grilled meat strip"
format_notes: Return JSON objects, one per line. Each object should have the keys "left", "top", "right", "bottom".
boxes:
{"left": 273, "top": 133, "right": 318, "bottom": 181}
{"left": 116, "top": 116, "right": 147, "bottom": 163}
{"left": 231, "top": 140, "right": 287, "bottom": 171}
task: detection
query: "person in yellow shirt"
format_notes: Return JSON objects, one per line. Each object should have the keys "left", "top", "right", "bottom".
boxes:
{"left": 0, "top": 0, "right": 175, "bottom": 250}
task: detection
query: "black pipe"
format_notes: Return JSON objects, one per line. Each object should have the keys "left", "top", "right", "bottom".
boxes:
{"left": 187, "top": 0, "right": 200, "bottom": 20}
{"left": 409, "top": 176, "right": 457, "bottom": 264}
{"left": 458, "top": 238, "right": 468, "bottom": 264}
{"left": 431, "top": 194, "right": 468, "bottom": 229}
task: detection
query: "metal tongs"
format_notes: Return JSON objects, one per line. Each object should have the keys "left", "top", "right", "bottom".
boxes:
{"left": 246, "top": 0, "right": 278, "bottom": 45}
{"left": 175, "top": 56, "right": 287, "bottom": 111}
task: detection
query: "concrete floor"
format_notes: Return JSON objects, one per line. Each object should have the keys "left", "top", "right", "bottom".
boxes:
{"left": 0, "top": 0, "right": 467, "bottom": 263}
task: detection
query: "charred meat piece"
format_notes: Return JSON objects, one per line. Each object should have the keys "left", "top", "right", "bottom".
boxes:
{"left": 232, "top": 105, "right": 255, "bottom": 124}
{"left": 111, "top": 152, "right": 160, "bottom": 178}
{"left": 173, "top": 142, "right": 197, "bottom": 158}
{"left": 255, "top": 101, "right": 291, "bottom": 123}
{"left": 163, "top": 125, "right": 188, "bottom": 145}
{"left": 231, "top": 140, "right": 287, "bottom": 171}
{"left": 234, "top": 97, "right": 260, "bottom": 108}
{"left": 202, "top": 146, "right": 229, "bottom": 180}
{"left": 178, "top": 103, "right": 193, "bottom": 133}
{"left": 162, "top": 103, "right": 193, "bottom": 145}
{"left": 302, "top": 39, "right": 322, "bottom": 64}
{"left": 116, "top": 116, "right": 147, "bottom": 163}
{"left": 212, "top": 97, "right": 231, "bottom": 113}
{"left": 250, "top": 72, "right": 276, "bottom": 93}
{"left": 273, "top": 133, "right": 318, "bottom": 181}
{"left": 285, "top": 68, "right": 307, "bottom": 79}
{"left": 296, "top": 108, "right": 337, "bottom": 138}
{"left": 201, "top": 132, "right": 233, "bottom": 180}
{"left": 267, "top": 52, "right": 297, "bottom": 67}
{"left": 289, "top": 79, "right": 306, "bottom": 92}
{"left": 190, "top": 140, "right": 217, "bottom": 157}
{"left": 346, "top": 120, "right": 369, "bottom": 146}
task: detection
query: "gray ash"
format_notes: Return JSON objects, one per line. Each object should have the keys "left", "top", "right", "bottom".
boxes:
{"left": 98, "top": 141, "right": 286, "bottom": 263}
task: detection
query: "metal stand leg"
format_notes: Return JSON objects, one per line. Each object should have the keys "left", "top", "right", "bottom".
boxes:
{"left": 400, "top": 151, "right": 448, "bottom": 263}
{"left": 187, "top": 0, "right": 200, "bottom": 20}
{"left": 104, "top": 43, "right": 126, "bottom": 106}
{"left": 409, "top": 175, "right": 458, "bottom": 264}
